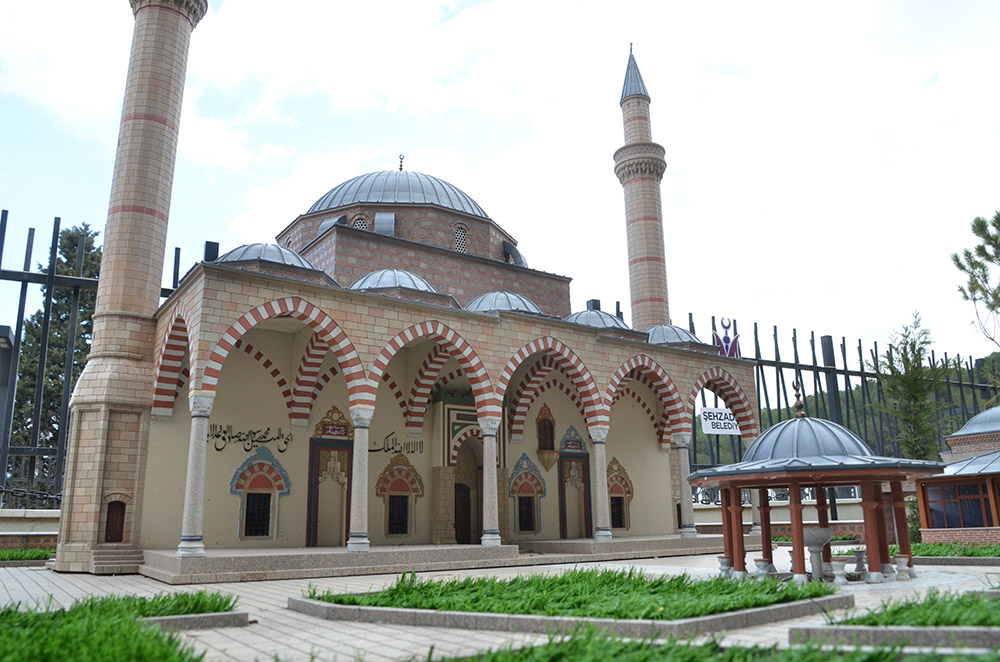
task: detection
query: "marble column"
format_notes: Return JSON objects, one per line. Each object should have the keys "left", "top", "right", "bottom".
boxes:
{"left": 347, "top": 405, "right": 374, "bottom": 551}
{"left": 758, "top": 488, "right": 775, "bottom": 572}
{"left": 671, "top": 432, "right": 698, "bottom": 538}
{"left": 816, "top": 487, "right": 832, "bottom": 564}
{"left": 590, "top": 427, "right": 612, "bottom": 542}
{"left": 479, "top": 416, "right": 502, "bottom": 546}
{"left": 177, "top": 390, "right": 213, "bottom": 557}
{"left": 749, "top": 488, "right": 762, "bottom": 536}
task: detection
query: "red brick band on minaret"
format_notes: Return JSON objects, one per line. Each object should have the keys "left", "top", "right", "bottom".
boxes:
{"left": 122, "top": 113, "right": 178, "bottom": 132}
{"left": 626, "top": 216, "right": 661, "bottom": 226}
{"left": 109, "top": 205, "right": 169, "bottom": 223}
{"left": 632, "top": 297, "right": 669, "bottom": 305}
{"left": 629, "top": 256, "right": 665, "bottom": 265}
{"left": 624, "top": 115, "right": 650, "bottom": 124}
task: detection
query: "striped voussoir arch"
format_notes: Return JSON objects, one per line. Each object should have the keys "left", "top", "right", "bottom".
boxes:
{"left": 612, "top": 386, "right": 658, "bottom": 429}
{"left": 687, "top": 366, "right": 758, "bottom": 437}
{"left": 405, "top": 346, "right": 451, "bottom": 433}
{"left": 202, "top": 297, "right": 366, "bottom": 408}
{"left": 232, "top": 339, "right": 294, "bottom": 414}
{"left": 448, "top": 426, "right": 482, "bottom": 465}
{"left": 528, "top": 378, "right": 587, "bottom": 424}
{"left": 497, "top": 337, "right": 607, "bottom": 430}
{"left": 507, "top": 356, "right": 557, "bottom": 440}
{"left": 312, "top": 365, "right": 340, "bottom": 401}
{"left": 606, "top": 354, "right": 685, "bottom": 443}
{"left": 152, "top": 312, "right": 190, "bottom": 417}
{"left": 290, "top": 333, "right": 331, "bottom": 424}
{"left": 381, "top": 372, "right": 407, "bottom": 420}
{"left": 429, "top": 369, "right": 464, "bottom": 399}
{"left": 366, "top": 321, "right": 499, "bottom": 419}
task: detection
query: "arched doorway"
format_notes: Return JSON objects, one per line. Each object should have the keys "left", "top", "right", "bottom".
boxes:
{"left": 453, "top": 440, "right": 481, "bottom": 544}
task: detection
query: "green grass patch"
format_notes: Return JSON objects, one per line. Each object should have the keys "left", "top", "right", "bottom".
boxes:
{"left": 0, "top": 548, "right": 54, "bottom": 561}
{"left": 848, "top": 542, "right": 1000, "bottom": 557}
{"left": 425, "top": 626, "right": 998, "bottom": 662}
{"left": 840, "top": 590, "right": 1000, "bottom": 627}
{"left": 309, "top": 568, "right": 836, "bottom": 621}
{"left": 772, "top": 535, "right": 857, "bottom": 543}
{"left": 0, "top": 590, "right": 237, "bottom": 661}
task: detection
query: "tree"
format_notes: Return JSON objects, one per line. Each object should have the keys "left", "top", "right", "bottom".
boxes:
{"left": 8, "top": 225, "right": 101, "bottom": 496}
{"left": 953, "top": 210, "right": 1000, "bottom": 349}
{"left": 869, "top": 313, "right": 954, "bottom": 461}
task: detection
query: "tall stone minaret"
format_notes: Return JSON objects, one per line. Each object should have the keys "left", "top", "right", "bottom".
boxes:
{"left": 55, "top": 0, "right": 207, "bottom": 573}
{"left": 613, "top": 50, "right": 670, "bottom": 331}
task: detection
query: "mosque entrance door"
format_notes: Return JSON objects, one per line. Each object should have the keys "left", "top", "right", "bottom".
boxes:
{"left": 454, "top": 483, "right": 472, "bottom": 544}
{"left": 306, "top": 438, "right": 353, "bottom": 547}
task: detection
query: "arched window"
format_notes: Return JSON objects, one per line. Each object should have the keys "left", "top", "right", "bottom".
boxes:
{"left": 536, "top": 404, "right": 555, "bottom": 451}
{"left": 454, "top": 225, "right": 468, "bottom": 253}
{"left": 509, "top": 454, "right": 546, "bottom": 534}
{"left": 352, "top": 214, "right": 370, "bottom": 230}
{"left": 230, "top": 448, "right": 290, "bottom": 541}
{"left": 376, "top": 454, "right": 425, "bottom": 537}
{"left": 607, "top": 457, "right": 634, "bottom": 531}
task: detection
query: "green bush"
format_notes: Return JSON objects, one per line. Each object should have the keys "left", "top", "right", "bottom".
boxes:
{"left": 0, "top": 548, "right": 55, "bottom": 561}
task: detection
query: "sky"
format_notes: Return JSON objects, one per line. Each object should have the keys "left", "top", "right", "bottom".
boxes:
{"left": 1, "top": 0, "right": 999, "bottom": 373}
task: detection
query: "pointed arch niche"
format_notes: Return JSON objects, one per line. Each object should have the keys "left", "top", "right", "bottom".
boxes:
{"left": 229, "top": 447, "right": 290, "bottom": 541}
{"left": 375, "top": 454, "right": 425, "bottom": 537}
{"left": 607, "top": 457, "right": 634, "bottom": 531}
{"left": 509, "top": 453, "right": 546, "bottom": 534}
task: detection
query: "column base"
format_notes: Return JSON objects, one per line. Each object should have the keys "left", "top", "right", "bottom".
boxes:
{"left": 792, "top": 573, "right": 809, "bottom": 584}
{"left": 865, "top": 571, "right": 885, "bottom": 583}
{"left": 594, "top": 527, "right": 613, "bottom": 543}
{"left": 481, "top": 530, "right": 502, "bottom": 547}
{"left": 750, "top": 524, "right": 762, "bottom": 535}
{"left": 176, "top": 537, "right": 205, "bottom": 558}
{"left": 347, "top": 533, "right": 370, "bottom": 552}
{"left": 680, "top": 524, "right": 698, "bottom": 539}
{"left": 731, "top": 570, "right": 746, "bottom": 579}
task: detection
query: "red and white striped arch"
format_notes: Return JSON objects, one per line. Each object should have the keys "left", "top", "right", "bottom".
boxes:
{"left": 312, "top": 365, "right": 340, "bottom": 401}
{"left": 152, "top": 312, "right": 191, "bottom": 418}
{"left": 232, "top": 339, "right": 294, "bottom": 415}
{"left": 686, "top": 366, "right": 759, "bottom": 438}
{"left": 290, "top": 333, "right": 331, "bottom": 424}
{"left": 497, "top": 337, "right": 607, "bottom": 431}
{"left": 366, "top": 321, "right": 498, "bottom": 418}
{"left": 448, "top": 427, "right": 482, "bottom": 465}
{"left": 507, "top": 356, "right": 558, "bottom": 440}
{"left": 606, "top": 355, "right": 685, "bottom": 443}
{"left": 202, "top": 298, "right": 366, "bottom": 408}
{"left": 405, "top": 346, "right": 451, "bottom": 433}
{"left": 612, "top": 386, "right": 659, "bottom": 429}
{"left": 430, "top": 370, "right": 465, "bottom": 399}
{"left": 381, "top": 372, "right": 408, "bottom": 421}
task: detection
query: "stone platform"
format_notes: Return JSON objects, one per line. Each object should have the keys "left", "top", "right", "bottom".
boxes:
{"left": 140, "top": 534, "right": 730, "bottom": 584}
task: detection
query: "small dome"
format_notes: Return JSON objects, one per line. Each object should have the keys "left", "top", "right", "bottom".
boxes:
{"left": 308, "top": 171, "right": 489, "bottom": 219}
{"left": 349, "top": 269, "right": 437, "bottom": 293}
{"left": 564, "top": 309, "right": 630, "bottom": 330}
{"left": 466, "top": 291, "right": 542, "bottom": 314}
{"left": 645, "top": 324, "right": 702, "bottom": 345}
{"left": 949, "top": 406, "right": 1000, "bottom": 438}
{"left": 742, "top": 417, "right": 874, "bottom": 463}
{"left": 215, "top": 243, "right": 316, "bottom": 270}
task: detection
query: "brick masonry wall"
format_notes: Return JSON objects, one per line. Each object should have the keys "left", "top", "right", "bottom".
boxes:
{"left": 946, "top": 433, "right": 1000, "bottom": 456}
{"left": 922, "top": 527, "right": 1000, "bottom": 545}
{"left": 0, "top": 534, "right": 57, "bottom": 550}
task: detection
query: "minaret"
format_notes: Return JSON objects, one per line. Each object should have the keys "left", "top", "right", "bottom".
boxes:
{"left": 55, "top": 0, "right": 207, "bottom": 572}
{"left": 613, "top": 50, "right": 670, "bottom": 331}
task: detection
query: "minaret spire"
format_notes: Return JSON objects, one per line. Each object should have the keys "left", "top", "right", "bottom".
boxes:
{"left": 613, "top": 49, "right": 669, "bottom": 331}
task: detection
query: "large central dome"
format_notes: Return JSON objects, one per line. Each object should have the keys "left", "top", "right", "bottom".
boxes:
{"left": 308, "top": 170, "right": 490, "bottom": 219}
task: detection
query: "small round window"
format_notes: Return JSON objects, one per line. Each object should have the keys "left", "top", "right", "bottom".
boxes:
{"left": 352, "top": 215, "right": 370, "bottom": 231}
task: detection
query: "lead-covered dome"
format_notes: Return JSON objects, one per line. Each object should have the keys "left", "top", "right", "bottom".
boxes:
{"left": 466, "top": 291, "right": 542, "bottom": 314}
{"left": 308, "top": 171, "right": 490, "bottom": 219}
{"left": 564, "top": 309, "right": 630, "bottom": 330}
{"left": 949, "top": 406, "right": 1000, "bottom": 439}
{"left": 215, "top": 243, "right": 316, "bottom": 270}
{"left": 645, "top": 324, "right": 702, "bottom": 345}
{"left": 349, "top": 269, "right": 437, "bottom": 293}
{"left": 742, "top": 418, "right": 874, "bottom": 463}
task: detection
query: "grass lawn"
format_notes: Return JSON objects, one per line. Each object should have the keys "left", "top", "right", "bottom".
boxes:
{"left": 308, "top": 568, "right": 836, "bottom": 621}
{"left": 894, "top": 542, "right": 1000, "bottom": 557}
{"left": 426, "top": 626, "right": 1000, "bottom": 662}
{"left": 0, "top": 590, "right": 237, "bottom": 661}
{"left": 0, "top": 548, "right": 54, "bottom": 561}
{"left": 839, "top": 590, "right": 1000, "bottom": 627}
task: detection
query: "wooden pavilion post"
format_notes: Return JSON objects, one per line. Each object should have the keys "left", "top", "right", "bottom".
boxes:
{"left": 986, "top": 478, "right": 1000, "bottom": 528}
{"left": 874, "top": 483, "right": 893, "bottom": 577}
{"left": 720, "top": 486, "right": 733, "bottom": 572}
{"left": 729, "top": 486, "right": 746, "bottom": 578}
{"left": 860, "top": 479, "right": 884, "bottom": 583}
{"left": 757, "top": 487, "right": 774, "bottom": 571}
{"left": 890, "top": 480, "right": 913, "bottom": 573}
{"left": 816, "top": 486, "right": 832, "bottom": 564}
{"left": 787, "top": 482, "right": 808, "bottom": 582}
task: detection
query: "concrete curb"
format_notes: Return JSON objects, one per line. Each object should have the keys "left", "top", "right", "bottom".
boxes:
{"left": 790, "top": 624, "right": 1000, "bottom": 648}
{"left": 911, "top": 556, "right": 1000, "bottom": 566}
{"left": 0, "top": 560, "right": 48, "bottom": 567}
{"left": 142, "top": 610, "right": 250, "bottom": 631}
{"left": 288, "top": 594, "right": 854, "bottom": 639}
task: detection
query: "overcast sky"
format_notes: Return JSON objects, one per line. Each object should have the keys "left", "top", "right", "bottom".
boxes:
{"left": 2, "top": 0, "right": 999, "bottom": 372}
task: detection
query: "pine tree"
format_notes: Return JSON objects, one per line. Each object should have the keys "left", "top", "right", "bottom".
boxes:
{"left": 8, "top": 225, "right": 101, "bottom": 499}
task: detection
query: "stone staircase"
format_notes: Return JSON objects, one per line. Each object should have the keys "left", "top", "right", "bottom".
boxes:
{"left": 90, "top": 548, "right": 145, "bottom": 575}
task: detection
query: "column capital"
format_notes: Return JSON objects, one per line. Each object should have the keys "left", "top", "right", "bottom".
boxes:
{"left": 349, "top": 405, "right": 375, "bottom": 428}
{"left": 478, "top": 416, "right": 501, "bottom": 437}
{"left": 588, "top": 426, "right": 609, "bottom": 444}
{"left": 671, "top": 432, "right": 692, "bottom": 449}
{"left": 130, "top": 0, "right": 209, "bottom": 27}
{"left": 188, "top": 389, "right": 214, "bottom": 417}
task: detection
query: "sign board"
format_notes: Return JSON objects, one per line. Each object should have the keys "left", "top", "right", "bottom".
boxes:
{"left": 700, "top": 407, "right": 739, "bottom": 435}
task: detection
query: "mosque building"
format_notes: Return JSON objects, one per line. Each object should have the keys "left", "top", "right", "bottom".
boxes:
{"left": 54, "top": 0, "right": 758, "bottom": 579}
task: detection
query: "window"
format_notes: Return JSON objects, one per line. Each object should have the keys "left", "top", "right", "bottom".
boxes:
{"left": 388, "top": 495, "right": 409, "bottom": 535}
{"left": 105, "top": 501, "right": 126, "bottom": 543}
{"left": 244, "top": 492, "right": 272, "bottom": 537}
{"left": 610, "top": 496, "right": 626, "bottom": 529}
{"left": 537, "top": 419, "right": 554, "bottom": 451}
{"left": 926, "top": 482, "right": 994, "bottom": 529}
{"left": 518, "top": 496, "right": 536, "bottom": 533}
{"left": 454, "top": 225, "right": 468, "bottom": 253}
{"left": 352, "top": 215, "right": 370, "bottom": 230}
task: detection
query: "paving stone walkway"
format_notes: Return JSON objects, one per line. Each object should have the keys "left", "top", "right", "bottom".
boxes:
{"left": 0, "top": 549, "right": 995, "bottom": 661}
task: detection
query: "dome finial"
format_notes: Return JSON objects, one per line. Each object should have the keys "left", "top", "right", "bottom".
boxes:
{"left": 399, "top": 154, "right": 405, "bottom": 171}
{"left": 630, "top": 42, "right": 633, "bottom": 54}
{"left": 792, "top": 380, "right": 807, "bottom": 418}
